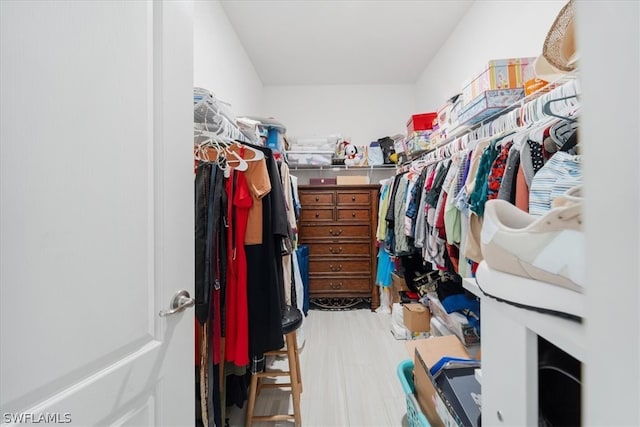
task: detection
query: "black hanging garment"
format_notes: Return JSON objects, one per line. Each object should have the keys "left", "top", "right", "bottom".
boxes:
{"left": 245, "top": 147, "right": 286, "bottom": 362}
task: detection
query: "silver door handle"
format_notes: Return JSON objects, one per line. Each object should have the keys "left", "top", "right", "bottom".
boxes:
{"left": 159, "top": 290, "right": 195, "bottom": 317}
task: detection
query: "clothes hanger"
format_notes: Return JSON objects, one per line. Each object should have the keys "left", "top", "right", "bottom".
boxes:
{"left": 195, "top": 132, "right": 249, "bottom": 172}
{"left": 543, "top": 95, "right": 579, "bottom": 122}
{"left": 217, "top": 138, "right": 248, "bottom": 172}
{"left": 231, "top": 141, "right": 265, "bottom": 161}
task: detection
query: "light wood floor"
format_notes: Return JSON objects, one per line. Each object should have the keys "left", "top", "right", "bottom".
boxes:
{"left": 228, "top": 309, "right": 410, "bottom": 427}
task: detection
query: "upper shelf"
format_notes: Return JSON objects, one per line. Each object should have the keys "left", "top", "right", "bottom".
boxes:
{"left": 399, "top": 72, "right": 580, "bottom": 167}
{"left": 288, "top": 164, "right": 397, "bottom": 171}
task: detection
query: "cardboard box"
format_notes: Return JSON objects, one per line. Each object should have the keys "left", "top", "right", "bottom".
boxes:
{"left": 409, "top": 336, "right": 472, "bottom": 427}
{"left": 390, "top": 272, "right": 409, "bottom": 304}
{"left": 309, "top": 177, "right": 336, "bottom": 185}
{"left": 336, "top": 175, "right": 370, "bottom": 185}
{"left": 403, "top": 303, "right": 431, "bottom": 332}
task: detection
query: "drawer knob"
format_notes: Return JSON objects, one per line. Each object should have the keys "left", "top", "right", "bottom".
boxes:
{"left": 351, "top": 212, "right": 356, "bottom": 218}
{"left": 329, "top": 246, "right": 343, "bottom": 254}
{"left": 329, "top": 229, "right": 343, "bottom": 236}
{"left": 329, "top": 264, "right": 343, "bottom": 272}
{"left": 315, "top": 196, "right": 319, "bottom": 202}
{"left": 329, "top": 282, "right": 343, "bottom": 290}
{"left": 351, "top": 196, "right": 356, "bottom": 201}
{"left": 315, "top": 212, "right": 319, "bottom": 218}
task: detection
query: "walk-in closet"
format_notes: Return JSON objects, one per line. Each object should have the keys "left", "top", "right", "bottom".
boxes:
{"left": 1, "top": 1, "right": 638, "bottom": 427}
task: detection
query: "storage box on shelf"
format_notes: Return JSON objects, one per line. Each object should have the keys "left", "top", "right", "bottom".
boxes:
{"left": 407, "top": 112, "right": 438, "bottom": 134}
{"left": 393, "top": 138, "right": 407, "bottom": 157}
{"left": 309, "top": 177, "right": 337, "bottom": 185}
{"left": 461, "top": 57, "right": 535, "bottom": 106}
{"left": 525, "top": 77, "right": 550, "bottom": 96}
{"left": 457, "top": 88, "right": 525, "bottom": 127}
{"left": 286, "top": 150, "right": 333, "bottom": 166}
{"left": 405, "top": 130, "right": 433, "bottom": 157}
{"left": 437, "top": 95, "right": 463, "bottom": 135}
{"left": 336, "top": 175, "right": 370, "bottom": 185}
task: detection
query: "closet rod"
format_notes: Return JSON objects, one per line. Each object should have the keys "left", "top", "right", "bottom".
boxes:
{"left": 397, "top": 73, "right": 580, "bottom": 172}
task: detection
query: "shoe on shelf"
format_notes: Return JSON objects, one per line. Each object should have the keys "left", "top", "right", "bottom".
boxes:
{"left": 477, "top": 189, "right": 584, "bottom": 319}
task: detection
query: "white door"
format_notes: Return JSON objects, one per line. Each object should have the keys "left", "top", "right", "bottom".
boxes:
{"left": 0, "top": 1, "right": 194, "bottom": 426}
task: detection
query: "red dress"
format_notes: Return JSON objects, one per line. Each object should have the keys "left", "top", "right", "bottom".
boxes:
{"left": 224, "top": 169, "right": 252, "bottom": 366}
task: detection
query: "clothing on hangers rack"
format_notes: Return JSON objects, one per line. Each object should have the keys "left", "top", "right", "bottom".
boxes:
{"left": 381, "top": 78, "right": 583, "bottom": 278}
{"left": 194, "top": 129, "right": 303, "bottom": 426}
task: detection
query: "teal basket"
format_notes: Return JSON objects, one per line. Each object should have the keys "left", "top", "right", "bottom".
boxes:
{"left": 397, "top": 360, "right": 430, "bottom": 427}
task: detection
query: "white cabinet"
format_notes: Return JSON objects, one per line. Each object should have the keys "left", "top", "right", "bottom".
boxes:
{"left": 463, "top": 279, "right": 585, "bottom": 427}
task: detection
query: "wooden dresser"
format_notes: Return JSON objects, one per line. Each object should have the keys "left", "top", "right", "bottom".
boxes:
{"left": 297, "top": 184, "right": 380, "bottom": 311}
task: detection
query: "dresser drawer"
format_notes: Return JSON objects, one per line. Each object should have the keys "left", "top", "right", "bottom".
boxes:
{"left": 336, "top": 191, "right": 371, "bottom": 205}
{"left": 300, "top": 191, "right": 334, "bottom": 206}
{"left": 304, "top": 242, "right": 370, "bottom": 256}
{"left": 336, "top": 208, "right": 370, "bottom": 221}
{"left": 309, "top": 258, "right": 371, "bottom": 275}
{"left": 300, "top": 208, "right": 334, "bottom": 222}
{"left": 300, "top": 224, "right": 370, "bottom": 239}
{"left": 309, "top": 277, "right": 371, "bottom": 292}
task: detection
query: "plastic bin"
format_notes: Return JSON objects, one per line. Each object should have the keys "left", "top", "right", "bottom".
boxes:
{"left": 397, "top": 360, "right": 430, "bottom": 427}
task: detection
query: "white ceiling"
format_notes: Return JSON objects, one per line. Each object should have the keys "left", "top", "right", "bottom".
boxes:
{"left": 220, "top": 0, "right": 474, "bottom": 86}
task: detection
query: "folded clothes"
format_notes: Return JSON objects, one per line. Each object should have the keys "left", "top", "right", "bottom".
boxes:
{"left": 441, "top": 293, "right": 480, "bottom": 333}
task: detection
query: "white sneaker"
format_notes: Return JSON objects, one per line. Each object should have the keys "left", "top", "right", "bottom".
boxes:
{"left": 552, "top": 185, "right": 582, "bottom": 208}
{"left": 477, "top": 192, "right": 584, "bottom": 319}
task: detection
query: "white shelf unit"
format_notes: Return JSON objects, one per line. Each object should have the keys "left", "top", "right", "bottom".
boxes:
{"left": 288, "top": 164, "right": 396, "bottom": 185}
{"left": 463, "top": 278, "right": 585, "bottom": 426}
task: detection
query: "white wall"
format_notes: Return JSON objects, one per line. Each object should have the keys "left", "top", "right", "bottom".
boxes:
{"left": 263, "top": 84, "right": 415, "bottom": 146}
{"left": 415, "top": 0, "right": 566, "bottom": 112}
{"left": 579, "top": 1, "right": 640, "bottom": 424}
{"left": 194, "top": 0, "right": 263, "bottom": 117}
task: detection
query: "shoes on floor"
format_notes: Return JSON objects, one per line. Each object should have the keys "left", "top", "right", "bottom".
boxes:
{"left": 477, "top": 187, "right": 584, "bottom": 319}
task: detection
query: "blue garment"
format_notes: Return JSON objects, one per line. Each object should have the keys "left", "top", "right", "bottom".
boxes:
{"left": 406, "top": 169, "right": 427, "bottom": 239}
{"left": 405, "top": 175, "right": 422, "bottom": 220}
{"left": 441, "top": 293, "right": 481, "bottom": 333}
{"left": 454, "top": 151, "right": 473, "bottom": 212}
{"left": 469, "top": 142, "right": 500, "bottom": 217}
{"left": 529, "top": 152, "right": 582, "bottom": 215}
{"left": 375, "top": 247, "right": 395, "bottom": 287}
{"left": 296, "top": 245, "right": 310, "bottom": 315}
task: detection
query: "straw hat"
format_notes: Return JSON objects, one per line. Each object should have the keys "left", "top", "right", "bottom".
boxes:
{"left": 534, "top": 0, "right": 578, "bottom": 82}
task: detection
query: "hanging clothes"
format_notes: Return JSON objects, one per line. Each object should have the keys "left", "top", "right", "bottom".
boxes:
{"left": 280, "top": 161, "right": 298, "bottom": 305}
{"left": 224, "top": 170, "right": 252, "bottom": 367}
{"left": 194, "top": 141, "right": 297, "bottom": 426}
{"left": 245, "top": 146, "right": 287, "bottom": 363}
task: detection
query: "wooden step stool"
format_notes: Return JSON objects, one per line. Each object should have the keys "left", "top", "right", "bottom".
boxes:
{"left": 245, "top": 307, "right": 303, "bottom": 426}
